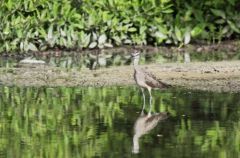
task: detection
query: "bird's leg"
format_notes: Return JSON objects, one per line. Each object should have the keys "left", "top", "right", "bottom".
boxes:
{"left": 141, "top": 88, "right": 146, "bottom": 115}
{"left": 148, "top": 88, "right": 152, "bottom": 117}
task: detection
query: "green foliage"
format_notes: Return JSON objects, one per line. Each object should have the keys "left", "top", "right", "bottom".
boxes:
{"left": 171, "top": 0, "right": 240, "bottom": 44}
{"left": 0, "top": 0, "right": 240, "bottom": 53}
{"left": 78, "top": 0, "right": 174, "bottom": 47}
{"left": 0, "top": 0, "right": 82, "bottom": 53}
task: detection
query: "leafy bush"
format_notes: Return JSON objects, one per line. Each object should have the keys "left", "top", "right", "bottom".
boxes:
{"left": 0, "top": 0, "right": 239, "bottom": 53}
{"left": 0, "top": 0, "right": 82, "bottom": 53}
{"left": 171, "top": 0, "right": 240, "bottom": 44}
{"left": 79, "top": 0, "right": 174, "bottom": 47}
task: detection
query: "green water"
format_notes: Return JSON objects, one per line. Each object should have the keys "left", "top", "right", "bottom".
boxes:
{"left": 1, "top": 49, "right": 240, "bottom": 69}
{"left": 0, "top": 86, "right": 239, "bottom": 158}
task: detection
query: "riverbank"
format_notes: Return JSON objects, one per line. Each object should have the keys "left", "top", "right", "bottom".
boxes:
{"left": 1, "top": 60, "right": 240, "bottom": 92}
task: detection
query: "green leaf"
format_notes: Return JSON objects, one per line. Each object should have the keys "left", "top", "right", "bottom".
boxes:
{"left": 23, "top": 41, "right": 28, "bottom": 51}
{"left": 140, "top": 26, "right": 147, "bottom": 34}
{"left": 184, "top": 30, "right": 191, "bottom": 45}
{"left": 20, "top": 41, "right": 24, "bottom": 51}
{"left": 191, "top": 25, "right": 203, "bottom": 37}
{"left": 104, "top": 43, "right": 113, "bottom": 48}
{"left": 161, "top": 9, "right": 173, "bottom": 13}
{"left": 227, "top": 20, "right": 240, "bottom": 33}
{"left": 6, "top": 0, "right": 13, "bottom": 10}
{"left": 28, "top": 0, "right": 34, "bottom": 11}
{"left": 98, "top": 34, "right": 107, "bottom": 44}
{"left": 53, "top": 1, "right": 59, "bottom": 18}
{"left": 40, "top": 10, "right": 47, "bottom": 20}
{"left": 98, "top": 43, "right": 104, "bottom": 49}
{"left": 28, "top": 43, "right": 38, "bottom": 51}
{"left": 60, "top": 37, "right": 67, "bottom": 46}
{"left": 112, "top": 36, "right": 121, "bottom": 45}
{"left": 89, "top": 42, "right": 97, "bottom": 49}
{"left": 124, "top": 39, "right": 132, "bottom": 44}
{"left": 108, "top": 0, "right": 114, "bottom": 7}
{"left": 215, "top": 19, "right": 225, "bottom": 24}
{"left": 82, "top": 33, "right": 91, "bottom": 47}
{"left": 175, "top": 26, "right": 182, "bottom": 41}
{"left": 47, "top": 25, "right": 53, "bottom": 40}
{"left": 210, "top": 9, "right": 226, "bottom": 19}
{"left": 60, "top": 28, "right": 66, "bottom": 37}
{"left": 221, "top": 26, "right": 229, "bottom": 34}
{"left": 38, "top": 27, "right": 47, "bottom": 38}
{"left": 128, "top": 27, "right": 137, "bottom": 32}
{"left": 3, "top": 23, "right": 10, "bottom": 35}
{"left": 102, "top": 11, "right": 110, "bottom": 22}
{"left": 155, "top": 31, "right": 167, "bottom": 39}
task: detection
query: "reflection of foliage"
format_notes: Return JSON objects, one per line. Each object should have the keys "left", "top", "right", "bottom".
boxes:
{"left": 0, "top": 86, "right": 132, "bottom": 157}
{"left": 164, "top": 90, "right": 240, "bottom": 158}
{"left": 2, "top": 49, "right": 240, "bottom": 69}
{"left": 0, "top": 86, "right": 240, "bottom": 157}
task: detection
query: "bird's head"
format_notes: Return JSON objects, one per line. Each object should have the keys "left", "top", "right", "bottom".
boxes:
{"left": 131, "top": 50, "right": 140, "bottom": 66}
{"left": 131, "top": 50, "right": 140, "bottom": 58}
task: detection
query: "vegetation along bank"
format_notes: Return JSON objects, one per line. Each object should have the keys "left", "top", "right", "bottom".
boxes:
{"left": 1, "top": 0, "right": 240, "bottom": 53}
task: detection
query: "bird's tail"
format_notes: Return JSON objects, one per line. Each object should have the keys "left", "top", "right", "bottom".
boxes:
{"left": 158, "top": 81, "right": 172, "bottom": 89}
{"left": 164, "top": 83, "right": 172, "bottom": 88}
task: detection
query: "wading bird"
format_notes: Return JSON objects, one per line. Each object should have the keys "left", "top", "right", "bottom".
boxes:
{"left": 131, "top": 50, "right": 170, "bottom": 115}
{"left": 132, "top": 111, "right": 168, "bottom": 154}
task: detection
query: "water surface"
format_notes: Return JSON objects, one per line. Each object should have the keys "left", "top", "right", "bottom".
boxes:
{"left": 0, "top": 86, "right": 239, "bottom": 158}
{"left": 1, "top": 48, "right": 240, "bottom": 69}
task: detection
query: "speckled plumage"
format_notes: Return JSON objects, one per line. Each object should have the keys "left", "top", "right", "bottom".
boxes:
{"left": 132, "top": 51, "right": 170, "bottom": 90}
{"left": 134, "top": 66, "right": 170, "bottom": 90}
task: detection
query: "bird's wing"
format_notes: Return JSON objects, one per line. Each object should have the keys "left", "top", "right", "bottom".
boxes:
{"left": 144, "top": 113, "right": 168, "bottom": 131}
{"left": 143, "top": 115, "right": 161, "bottom": 133}
{"left": 142, "top": 68, "right": 171, "bottom": 89}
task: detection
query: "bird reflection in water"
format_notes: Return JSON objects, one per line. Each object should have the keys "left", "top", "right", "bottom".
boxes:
{"left": 132, "top": 109, "right": 168, "bottom": 154}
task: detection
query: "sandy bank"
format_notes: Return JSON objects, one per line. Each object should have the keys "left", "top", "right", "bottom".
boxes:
{"left": 0, "top": 61, "right": 240, "bottom": 92}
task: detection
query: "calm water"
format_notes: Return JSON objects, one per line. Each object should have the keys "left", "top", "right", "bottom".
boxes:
{"left": 0, "top": 86, "right": 239, "bottom": 158}
{"left": 1, "top": 49, "right": 240, "bottom": 69}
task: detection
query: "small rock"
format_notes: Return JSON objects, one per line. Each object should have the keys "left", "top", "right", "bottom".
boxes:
{"left": 204, "top": 70, "right": 212, "bottom": 73}
{"left": 17, "top": 58, "right": 46, "bottom": 68}
{"left": 19, "top": 58, "right": 46, "bottom": 64}
{"left": 196, "top": 47, "right": 203, "bottom": 52}
{"left": 213, "top": 68, "right": 220, "bottom": 72}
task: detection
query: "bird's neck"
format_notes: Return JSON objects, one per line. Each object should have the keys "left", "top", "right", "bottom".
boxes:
{"left": 133, "top": 64, "right": 137, "bottom": 70}
{"left": 132, "top": 134, "right": 140, "bottom": 154}
{"left": 133, "top": 60, "right": 140, "bottom": 71}
{"left": 133, "top": 58, "right": 139, "bottom": 67}
{"left": 133, "top": 64, "right": 141, "bottom": 73}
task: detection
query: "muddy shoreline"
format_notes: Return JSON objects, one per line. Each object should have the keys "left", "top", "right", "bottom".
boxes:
{"left": 1, "top": 61, "right": 240, "bottom": 92}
